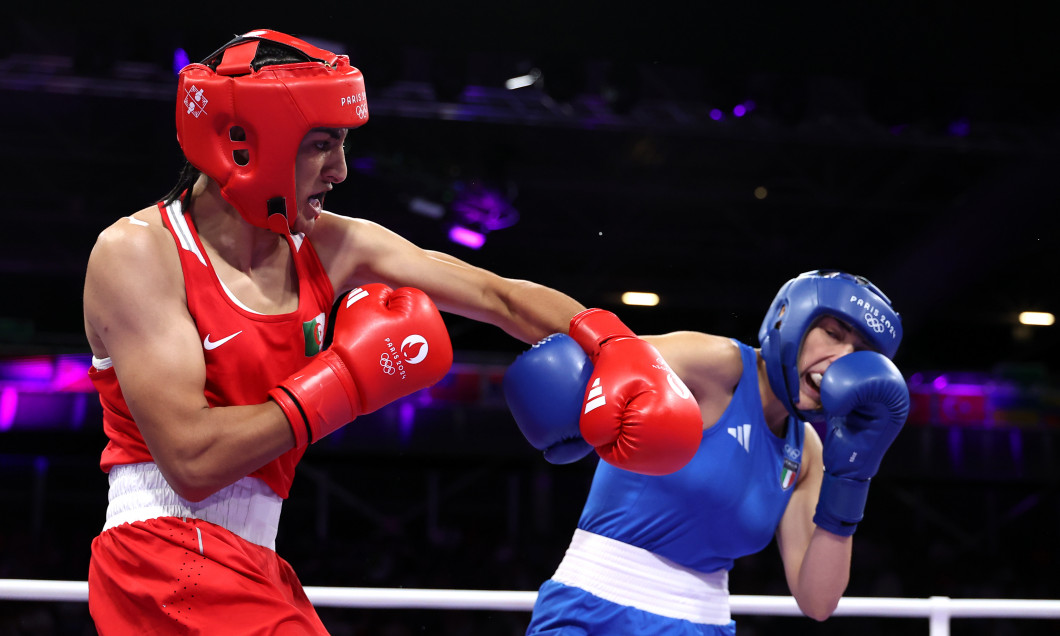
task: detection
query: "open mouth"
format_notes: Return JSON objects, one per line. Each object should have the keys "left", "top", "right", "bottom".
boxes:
{"left": 806, "top": 372, "right": 823, "bottom": 395}
{"left": 307, "top": 192, "right": 326, "bottom": 216}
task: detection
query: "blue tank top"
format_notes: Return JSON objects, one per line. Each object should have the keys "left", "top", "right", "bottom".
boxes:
{"left": 578, "top": 340, "right": 804, "bottom": 573}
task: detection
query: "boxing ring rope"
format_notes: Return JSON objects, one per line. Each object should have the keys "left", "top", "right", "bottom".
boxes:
{"left": 3, "top": 580, "right": 1059, "bottom": 635}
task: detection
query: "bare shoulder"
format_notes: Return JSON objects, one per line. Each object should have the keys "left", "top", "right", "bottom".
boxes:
{"left": 309, "top": 213, "right": 401, "bottom": 278}
{"left": 644, "top": 331, "right": 744, "bottom": 407}
{"left": 84, "top": 206, "right": 185, "bottom": 353}
{"left": 310, "top": 213, "right": 390, "bottom": 255}
{"left": 310, "top": 212, "right": 454, "bottom": 294}
{"left": 646, "top": 331, "right": 742, "bottom": 377}
{"left": 90, "top": 206, "right": 171, "bottom": 263}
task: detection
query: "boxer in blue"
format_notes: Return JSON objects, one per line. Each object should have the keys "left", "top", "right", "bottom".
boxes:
{"left": 504, "top": 270, "right": 911, "bottom": 634}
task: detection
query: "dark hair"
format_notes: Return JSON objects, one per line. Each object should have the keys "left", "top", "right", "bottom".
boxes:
{"left": 161, "top": 38, "right": 312, "bottom": 206}
{"left": 161, "top": 161, "right": 201, "bottom": 206}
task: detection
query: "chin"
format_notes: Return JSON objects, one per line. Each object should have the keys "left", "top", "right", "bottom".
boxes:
{"left": 795, "top": 395, "right": 821, "bottom": 412}
{"left": 291, "top": 217, "right": 317, "bottom": 236}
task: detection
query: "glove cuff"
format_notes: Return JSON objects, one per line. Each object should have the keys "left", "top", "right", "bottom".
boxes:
{"left": 814, "top": 472, "right": 871, "bottom": 537}
{"left": 268, "top": 385, "right": 311, "bottom": 448}
{"left": 569, "top": 309, "right": 634, "bottom": 359}
{"left": 272, "top": 352, "right": 362, "bottom": 446}
{"left": 543, "top": 437, "right": 595, "bottom": 465}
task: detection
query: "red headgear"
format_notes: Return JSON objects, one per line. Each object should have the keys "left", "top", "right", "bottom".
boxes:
{"left": 175, "top": 29, "right": 368, "bottom": 234}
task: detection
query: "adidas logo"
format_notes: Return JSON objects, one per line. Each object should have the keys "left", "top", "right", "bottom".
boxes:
{"left": 728, "top": 424, "right": 751, "bottom": 452}
{"left": 584, "top": 378, "right": 606, "bottom": 414}
{"left": 346, "top": 287, "right": 369, "bottom": 307}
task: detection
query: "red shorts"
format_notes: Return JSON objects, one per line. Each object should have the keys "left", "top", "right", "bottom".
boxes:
{"left": 89, "top": 516, "right": 328, "bottom": 635}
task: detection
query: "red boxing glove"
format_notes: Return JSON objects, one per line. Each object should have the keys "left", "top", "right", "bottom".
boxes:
{"left": 270, "top": 284, "right": 453, "bottom": 447}
{"left": 569, "top": 309, "right": 702, "bottom": 475}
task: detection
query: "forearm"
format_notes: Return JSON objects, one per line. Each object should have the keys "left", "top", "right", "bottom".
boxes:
{"left": 791, "top": 527, "right": 852, "bottom": 621}
{"left": 433, "top": 271, "right": 584, "bottom": 344}
{"left": 498, "top": 279, "right": 586, "bottom": 343}
{"left": 147, "top": 401, "right": 296, "bottom": 502}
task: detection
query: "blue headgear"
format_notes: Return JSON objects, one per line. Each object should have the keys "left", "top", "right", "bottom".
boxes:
{"left": 758, "top": 270, "right": 902, "bottom": 424}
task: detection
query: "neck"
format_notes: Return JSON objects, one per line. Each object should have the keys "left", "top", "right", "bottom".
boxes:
{"left": 187, "top": 177, "right": 285, "bottom": 271}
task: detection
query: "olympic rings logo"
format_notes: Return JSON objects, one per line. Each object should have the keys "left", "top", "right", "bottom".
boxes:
{"left": 863, "top": 313, "right": 886, "bottom": 333}
{"left": 667, "top": 372, "right": 693, "bottom": 400}
{"left": 356, "top": 104, "right": 368, "bottom": 119}
{"left": 379, "top": 354, "right": 396, "bottom": 375}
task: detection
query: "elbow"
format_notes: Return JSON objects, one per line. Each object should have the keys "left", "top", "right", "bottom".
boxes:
{"left": 155, "top": 459, "right": 222, "bottom": 503}
{"left": 797, "top": 598, "right": 840, "bottom": 622}
{"left": 164, "top": 472, "right": 216, "bottom": 503}
{"left": 802, "top": 606, "right": 836, "bottom": 623}
{"left": 173, "top": 484, "right": 215, "bottom": 503}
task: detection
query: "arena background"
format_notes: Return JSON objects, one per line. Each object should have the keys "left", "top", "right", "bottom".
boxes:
{"left": 1, "top": 3, "right": 1057, "bottom": 634}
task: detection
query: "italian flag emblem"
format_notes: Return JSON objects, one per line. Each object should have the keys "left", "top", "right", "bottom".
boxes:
{"left": 780, "top": 458, "right": 799, "bottom": 490}
{"left": 303, "top": 312, "right": 326, "bottom": 356}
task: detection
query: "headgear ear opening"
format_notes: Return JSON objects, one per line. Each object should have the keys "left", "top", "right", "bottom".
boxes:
{"left": 175, "top": 29, "right": 369, "bottom": 234}
{"left": 758, "top": 270, "right": 903, "bottom": 424}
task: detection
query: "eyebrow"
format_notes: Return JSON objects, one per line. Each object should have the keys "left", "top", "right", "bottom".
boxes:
{"left": 831, "top": 317, "right": 872, "bottom": 348}
{"left": 308, "top": 127, "right": 345, "bottom": 139}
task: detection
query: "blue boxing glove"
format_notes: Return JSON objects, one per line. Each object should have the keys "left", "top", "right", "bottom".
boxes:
{"left": 503, "top": 334, "right": 594, "bottom": 464}
{"left": 814, "top": 351, "right": 910, "bottom": 536}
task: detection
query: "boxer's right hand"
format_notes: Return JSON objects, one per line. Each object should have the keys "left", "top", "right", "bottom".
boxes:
{"left": 569, "top": 309, "right": 703, "bottom": 475}
{"left": 814, "top": 351, "right": 910, "bottom": 536}
{"left": 269, "top": 284, "right": 453, "bottom": 447}
{"left": 503, "top": 333, "right": 595, "bottom": 464}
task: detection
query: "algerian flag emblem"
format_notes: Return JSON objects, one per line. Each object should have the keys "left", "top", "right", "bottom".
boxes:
{"left": 303, "top": 312, "right": 326, "bottom": 356}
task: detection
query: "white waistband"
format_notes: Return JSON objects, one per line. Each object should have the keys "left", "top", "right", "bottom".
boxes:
{"left": 551, "top": 529, "right": 731, "bottom": 625}
{"left": 103, "top": 462, "right": 282, "bottom": 551}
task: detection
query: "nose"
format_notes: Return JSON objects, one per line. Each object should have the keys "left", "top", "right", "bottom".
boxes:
{"left": 834, "top": 342, "right": 856, "bottom": 360}
{"left": 324, "top": 149, "right": 348, "bottom": 184}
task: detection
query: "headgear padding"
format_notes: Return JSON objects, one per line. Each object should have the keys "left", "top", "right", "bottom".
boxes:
{"left": 176, "top": 29, "right": 368, "bottom": 234}
{"left": 758, "top": 270, "right": 902, "bottom": 424}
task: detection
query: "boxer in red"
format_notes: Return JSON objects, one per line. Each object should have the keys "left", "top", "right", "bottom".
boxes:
{"left": 83, "top": 29, "right": 699, "bottom": 634}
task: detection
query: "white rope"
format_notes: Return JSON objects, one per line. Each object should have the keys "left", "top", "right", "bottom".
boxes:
{"left": 2, "top": 579, "right": 1059, "bottom": 630}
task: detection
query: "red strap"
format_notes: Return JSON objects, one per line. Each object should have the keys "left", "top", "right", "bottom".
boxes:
{"left": 215, "top": 41, "right": 260, "bottom": 76}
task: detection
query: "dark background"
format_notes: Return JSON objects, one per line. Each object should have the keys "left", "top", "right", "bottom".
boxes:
{"left": 1, "top": 2, "right": 1058, "bottom": 634}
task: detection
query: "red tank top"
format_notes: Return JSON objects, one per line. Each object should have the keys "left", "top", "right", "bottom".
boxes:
{"left": 90, "top": 197, "right": 336, "bottom": 498}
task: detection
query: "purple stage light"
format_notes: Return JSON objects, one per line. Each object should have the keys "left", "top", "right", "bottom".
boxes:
{"left": 450, "top": 182, "right": 520, "bottom": 232}
{"left": 173, "top": 48, "right": 190, "bottom": 75}
{"left": 0, "top": 386, "right": 16, "bottom": 432}
{"left": 733, "top": 104, "right": 747, "bottom": 117}
{"left": 445, "top": 181, "right": 520, "bottom": 248}
{"left": 709, "top": 108, "right": 724, "bottom": 121}
{"left": 448, "top": 225, "right": 486, "bottom": 249}
{"left": 351, "top": 156, "right": 377, "bottom": 175}
{"left": 399, "top": 401, "right": 416, "bottom": 441}
{"left": 948, "top": 118, "right": 971, "bottom": 137}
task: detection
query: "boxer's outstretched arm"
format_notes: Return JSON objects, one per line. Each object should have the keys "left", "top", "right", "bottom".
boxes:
{"left": 310, "top": 214, "right": 585, "bottom": 345}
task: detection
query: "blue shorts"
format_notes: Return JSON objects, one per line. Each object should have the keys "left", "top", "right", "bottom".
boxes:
{"left": 526, "top": 580, "right": 737, "bottom": 636}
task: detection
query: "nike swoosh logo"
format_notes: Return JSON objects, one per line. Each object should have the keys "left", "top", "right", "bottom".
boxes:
{"left": 203, "top": 331, "right": 243, "bottom": 350}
